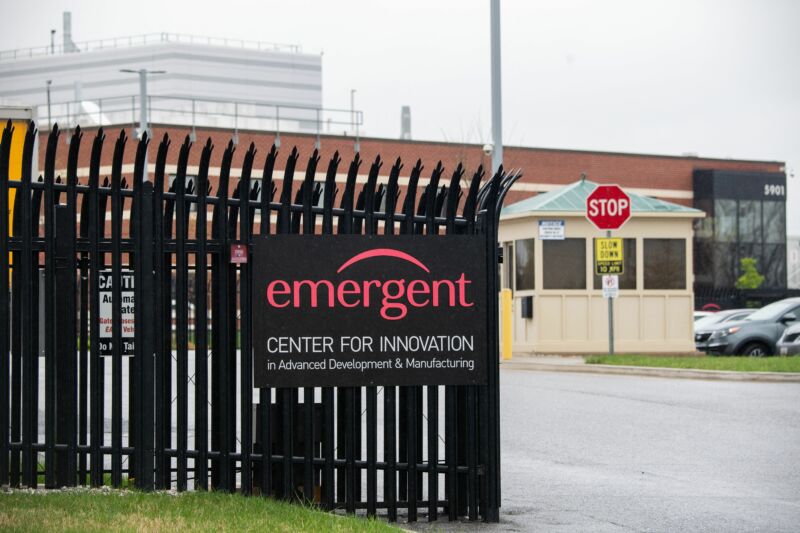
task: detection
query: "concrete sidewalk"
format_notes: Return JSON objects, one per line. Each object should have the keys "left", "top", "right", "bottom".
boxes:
{"left": 502, "top": 355, "right": 800, "bottom": 383}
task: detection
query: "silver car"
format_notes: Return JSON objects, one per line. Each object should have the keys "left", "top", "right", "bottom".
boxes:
{"left": 694, "top": 298, "right": 800, "bottom": 356}
{"left": 694, "top": 308, "right": 754, "bottom": 330}
{"left": 694, "top": 309, "right": 755, "bottom": 351}
{"left": 777, "top": 322, "right": 800, "bottom": 355}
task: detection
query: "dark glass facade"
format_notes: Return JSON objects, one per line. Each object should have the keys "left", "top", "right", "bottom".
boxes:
{"left": 693, "top": 170, "right": 787, "bottom": 294}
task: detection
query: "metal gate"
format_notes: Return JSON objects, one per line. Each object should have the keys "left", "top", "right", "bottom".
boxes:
{"left": 0, "top": 121, "right": 519, "bottom": 523}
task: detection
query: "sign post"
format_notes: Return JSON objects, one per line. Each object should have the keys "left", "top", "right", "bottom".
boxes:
{"left": 586, "top": 184, "right": 631, "bottom": 355}
{"left": 604, "top": 231, "right": 615, "bottom": 354}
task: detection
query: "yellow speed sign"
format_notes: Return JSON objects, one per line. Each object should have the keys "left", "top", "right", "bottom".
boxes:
{"left": 594, "top": 237, "right": 623, "bottom": 275}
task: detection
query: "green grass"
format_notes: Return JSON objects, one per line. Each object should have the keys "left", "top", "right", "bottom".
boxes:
{"left": 584, "top": 354, "right": 800, "bottom": 372}
{"left": 0, "top": 490, "right": 399, "bottom": 533}
{"left": 34, "top": 473, "right": 132, "bottom": 489}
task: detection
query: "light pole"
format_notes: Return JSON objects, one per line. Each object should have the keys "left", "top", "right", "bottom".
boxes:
{"left": 46, "top": 80, "right": 52, "bottom": 130}
{"left": 50, "top": 29, "right": 56, "bottom": 55}
{"left": 350, "top": 89, "right": 356, "bottom": 134}
{"left": 350, "top": 88, "right": 360, "bottom": 153}
{"left": 120, "top": 68, "right": 165, "bottom": 181}
{"left": 490, "top": 0, "right": 503, "bottom": 175}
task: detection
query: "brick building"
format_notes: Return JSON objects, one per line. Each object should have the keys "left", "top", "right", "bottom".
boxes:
{"left": 35, "top": 123, "right": 788, "bottom": 305}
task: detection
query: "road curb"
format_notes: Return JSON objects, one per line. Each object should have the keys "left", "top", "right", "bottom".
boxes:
{"left": 501, "top": 360, "right": 800, "bottom": 383}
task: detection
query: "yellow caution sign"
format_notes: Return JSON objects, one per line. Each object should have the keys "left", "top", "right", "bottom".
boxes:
{"left": 594, "top": 237, "right": 624, "bottom": 275}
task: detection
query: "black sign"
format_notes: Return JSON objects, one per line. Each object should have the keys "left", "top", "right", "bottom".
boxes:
{"left": 251, "top": 235, "right": 488, "bottom": 387}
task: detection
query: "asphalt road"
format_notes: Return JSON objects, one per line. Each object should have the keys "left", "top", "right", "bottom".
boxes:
{"left": 33, "top": 361, "right": 800, "bottom": 530}
{"left": 410, "top": 369, "right": 800, "bottom": 532}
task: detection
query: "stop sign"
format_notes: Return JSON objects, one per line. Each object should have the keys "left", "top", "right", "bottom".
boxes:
{"left": 586, "top": 184, "right": 631, "bottom": 230}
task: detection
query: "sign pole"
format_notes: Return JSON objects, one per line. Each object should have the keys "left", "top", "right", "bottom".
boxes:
{"left": 606, "top": 229, "right": 615, "bottom": 355}
{"left": 586, "top": 183, "right": 628, "bottom": 355}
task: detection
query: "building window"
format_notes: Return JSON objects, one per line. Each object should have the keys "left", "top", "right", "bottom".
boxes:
{"left": 693, "top": 240, "right": 714, "bottom": 286}
{"left": 168, "top": 174, "right": 199, "bottom": 211}
{"left": 543, "top": 239, "right": 585, "bottom": 290}
{"left": 379, "top": 184, "right": 389, "bottom": 212}
{"left": 738, "top": 200, "right": 761, "bottom": 243}
{"left": 251, "top": 178, "right": 264, "bottom": 203}
{"left": 644, "top": 239, "right": 686, "bottom": 290}
{"left": 712, "top": 243, "right": 737, "bottom": 289}
{"left": 714, "top": 199, "right": 737, "bottom": 243}
{"left": 514, "top": 239, "right": 535, "bottom": 291}
{"left": 763, "top": 201, "right": 785, "bottom": 244}
{"left": 763, "top": 244, "right": 786, "bottom": 287}
{"left": 693, "top": 198, "right": 713, "bottom": 239}
{"left": 593, "top": 238, "right": 637, "bottom": 290}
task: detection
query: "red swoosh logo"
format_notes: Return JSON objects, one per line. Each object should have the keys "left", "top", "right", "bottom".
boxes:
{"left": 337, "top": 248, "right": 430, "bottom": 274}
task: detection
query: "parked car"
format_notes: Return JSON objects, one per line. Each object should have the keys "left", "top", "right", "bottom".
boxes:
{"left": 694, "top": 311, "right": 714, "bottom": 322}
{"left": 694, "top": 308, "right": 754, "bottom": 330}
{"left": 777, "top": 322, "right": 800, "bottom": 356}
{"left": 694, "top": 297, "right": 800, "bottom": 356}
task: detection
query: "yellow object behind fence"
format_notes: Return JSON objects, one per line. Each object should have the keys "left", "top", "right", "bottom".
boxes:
{"left": 500, "top": 288, "right": 513, "bottom": 360}
{"left": 1, "top": 120, "right": 26, "bottom": 266}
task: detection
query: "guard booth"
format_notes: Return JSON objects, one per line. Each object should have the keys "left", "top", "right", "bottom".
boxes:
{"left": 499, "top": 179, "right": 704, "bottom": 354}
{"left": 0, "top": 121, "right": 519, "bottom": 523}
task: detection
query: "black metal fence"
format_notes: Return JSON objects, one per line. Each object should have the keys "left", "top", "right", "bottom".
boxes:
{"left": 695, "top": 286, "right": 800, "bottom": 311}
{"left": 0, "top": 121, "right": 519, "bottom": 523}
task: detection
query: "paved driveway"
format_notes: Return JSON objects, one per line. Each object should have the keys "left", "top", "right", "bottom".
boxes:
{"left": 412, "top": 369, "right": 800, "bottom": 532}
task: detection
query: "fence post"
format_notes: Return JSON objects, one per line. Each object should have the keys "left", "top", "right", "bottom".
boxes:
{"left": 194, "top": 139, "right": 212, "bottom": 491}
{"left": 134, "top": 164, "right": 156, "bottom": 490}
{"left": 0, "top": 123, "right": 10, "bottom": 487}
{"left": 19, "top": 123, "right": 36, "bottom": 488}
{"left": 87, "top": 133, "right": 105, "bottom": 488}
{"left": 43, "top": 127, "right": 58, "bottom": 489}
{"left": 54, "top": 205, "right": 76, "bottom": 487}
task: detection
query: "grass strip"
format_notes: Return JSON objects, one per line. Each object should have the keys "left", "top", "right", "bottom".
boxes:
{"left": 584, "top": 354, "right": 800, "bottom": 372}
{"left": 0, "top": 489, "right": 399, "bottom": 533}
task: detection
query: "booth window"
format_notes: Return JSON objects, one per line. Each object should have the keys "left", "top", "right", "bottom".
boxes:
{"left": 543, "top": 239, "right": 586, "bottom": 289}
{"left": 593, "top": 238, "right": 637, "bottom": 290}
{"left": 514, "top": 239, "right": 535, "bottom": 291}
{"left": 501, "top": 242, "right": 513, "bottom": 289}
{"left": 644, "top": 238, "right": 686, "bottom": 289}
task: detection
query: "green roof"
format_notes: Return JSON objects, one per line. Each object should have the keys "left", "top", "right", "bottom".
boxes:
{"left": 502, "top": 180, "right": 702, "bottom": 216}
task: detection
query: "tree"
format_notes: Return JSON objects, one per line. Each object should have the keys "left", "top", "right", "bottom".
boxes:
{"left": 735, "top": 257, "right": 765, "bottom": 289}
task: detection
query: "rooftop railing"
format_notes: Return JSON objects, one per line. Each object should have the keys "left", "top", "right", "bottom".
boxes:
{"left": 41, "top": 94, "right": 363, "bottom": 148}
{"left": 0, "top": 32, "right": 304, "bottom": 62}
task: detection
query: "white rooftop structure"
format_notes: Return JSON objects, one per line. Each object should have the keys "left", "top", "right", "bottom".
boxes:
{"left": 0, "top": 16, "right": 358, "bottom": 137}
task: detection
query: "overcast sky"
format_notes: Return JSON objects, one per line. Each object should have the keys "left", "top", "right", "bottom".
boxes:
{"left": 2, "top": 0, "right": 798, "bottom": 233}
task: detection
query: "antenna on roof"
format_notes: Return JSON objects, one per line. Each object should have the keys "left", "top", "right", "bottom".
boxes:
{"left": 580, "top": 172, "right": 587, "bottom": 183}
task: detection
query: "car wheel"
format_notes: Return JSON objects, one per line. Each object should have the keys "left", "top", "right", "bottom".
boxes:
{"left": 741, "top": 342, "right": 770, "bottom": 357}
